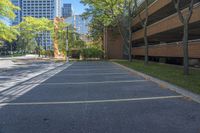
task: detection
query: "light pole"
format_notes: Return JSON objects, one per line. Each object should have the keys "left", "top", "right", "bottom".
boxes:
{"left": 66, "top": 26, "right": 69, "bottom": 62}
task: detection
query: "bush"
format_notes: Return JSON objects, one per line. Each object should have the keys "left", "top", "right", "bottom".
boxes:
{"left": 81, "top": 48, "right": 103, "bottom": 59}
{"left": 40, "top": 49, "right": 46, "bottom": 56}
{"left": 45, "top": 50, "right": 54, "bottom": 57}
{"left": 69, "top": 49, "right": 81, "bottom": 59}
{"left": 38, "top": 49, "right": 54, "bottom": 57}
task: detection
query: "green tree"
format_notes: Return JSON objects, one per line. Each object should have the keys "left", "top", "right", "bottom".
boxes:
{"left": 0, "top": 0, "right": 19, "bottom": 19}
{"left": 0, "top": 23, "right": 19, "bottom": 43}
{"left": 0, "top": 0, "right": 20, "bottom": 44}
{"left": 173, "top": 0, "right": 195, "bottom": 75}
{"left": 82, "top": 8, "right": 106, "bottom": 52}
{"left": 134, "top": 0, "right": 149, "bottom": 65}
{"left": 17, "top": 17, "right": 52, "bottom": 54}
{"left": 81, "top": 0, "right": 137, "bottom": 61}
{"left": 50, "top": 19, "right": 86, "bottom": 59}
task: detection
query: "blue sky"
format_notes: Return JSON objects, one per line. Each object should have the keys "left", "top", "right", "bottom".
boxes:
{"left": 63, "top": 0, "right": 87, "bottom": 15}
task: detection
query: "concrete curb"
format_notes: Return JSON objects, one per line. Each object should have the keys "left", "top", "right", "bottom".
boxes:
{"left": 113, "top": 62, "right": 200, "bottom": 104}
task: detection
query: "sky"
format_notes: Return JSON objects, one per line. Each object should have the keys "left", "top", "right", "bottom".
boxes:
{"left": 63, "top": 0, "right": 87, "bottom": 15}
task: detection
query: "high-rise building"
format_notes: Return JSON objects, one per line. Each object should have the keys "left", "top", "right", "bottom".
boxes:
{"left": 11, "top": 0, "right": 62, "bottom": 49}
{"left": 11, "top": 0, "right": 21, "bottom": 25}
{"left": 62, "top": 4, "right": 72, "bottom": 18}
{"left": 65, "top": 15, "right": 90, "bottom": 35}
{"left": 55, "top": 0, "right": 62, "bottom": 17}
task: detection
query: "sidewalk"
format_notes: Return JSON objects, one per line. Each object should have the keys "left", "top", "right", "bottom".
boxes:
{"left": 0, "top": 56, "right": 64, "bottom": 92}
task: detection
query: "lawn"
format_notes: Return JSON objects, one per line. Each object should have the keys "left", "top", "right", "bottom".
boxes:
{"left": 114, "top": 60, "right": 200, "bottom": 94}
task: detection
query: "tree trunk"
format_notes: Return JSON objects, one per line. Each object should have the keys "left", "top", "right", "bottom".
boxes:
{"left": 144, "top": 0, "right": 149, "bottom": 65}
{"left": 128, "top": 18, "right": 132, "bottom": 62}
{"left": 104, "top": 27, "right": 108, "bottom": 59}
{"left": 25, "top": 39, "right": 28, "bottom": 55}
{"left": 172, "top": 0, "right": 194, "bottom": 75}
{"left": 38, "top": 41, "right": 41, "bottom": 57}
{"left": 183, "top": 21, "right": 189, "bottom": 75}
{"left": 38, "top": 47, "right": 41, "bottom": 57}
{"left": 144, "top": 24, "right": 148, "bottom": 65}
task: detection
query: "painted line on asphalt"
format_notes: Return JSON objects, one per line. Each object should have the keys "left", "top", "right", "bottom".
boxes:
{"left": 63, "top": 68, "right": 123, "bottom": 71}
{"left": 0, "top": 95, "right": 183, "bottom": 106}
{"left": 0, "top": 63, "right": 73, "bottom": 104}
{"left": 53, "top": 73, "right": 129, "bottom": 76}
{"left": 70, "top": 66, "right": 117, "bottom": 68}
{"left": 23, "top": 80, "right": 148, "bottom": 85}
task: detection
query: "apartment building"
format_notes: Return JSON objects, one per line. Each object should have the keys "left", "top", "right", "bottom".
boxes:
{"left": 104, "top": 0, "right": 200, "bottom": 65}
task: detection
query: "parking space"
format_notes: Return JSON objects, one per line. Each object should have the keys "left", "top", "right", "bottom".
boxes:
{"left": 0, "top": 61, "right": 200, "bottom": 133}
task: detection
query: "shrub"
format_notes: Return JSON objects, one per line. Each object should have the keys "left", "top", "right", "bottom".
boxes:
{"left": 45, "top": 50, "right": 54, "bottom": 57}
{"left": 81, "top": 48, "right": 103, "bottom": 59}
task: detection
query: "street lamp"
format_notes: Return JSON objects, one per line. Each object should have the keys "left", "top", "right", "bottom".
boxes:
{"left": 65, "top": 26, "right": 69, "bottom": 62}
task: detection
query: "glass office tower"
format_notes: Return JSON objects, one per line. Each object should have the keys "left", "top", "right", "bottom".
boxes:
{"left": 11, "top": 0, "right": 62, "bottom": 49}
{"left": 62, "top": 4, "right": 72, "bottom": 18}
{"left": 11, "top": 0, "right": 21, "bottom": 25}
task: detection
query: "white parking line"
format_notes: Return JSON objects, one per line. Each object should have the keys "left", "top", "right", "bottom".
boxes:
{"left": 0, "top": 95, "right": 183, "bottom": 106}
{"left": 24, "top": 80, "right": 148, "bottom": 85}
{"left": 53, "top": 73, "right": 129, "bottom": 76}
{"left": 0, "top": 63, "right": 73, "bottom": 104}
{"left": 64, "top": 68, "right": 123, "bottom": 71}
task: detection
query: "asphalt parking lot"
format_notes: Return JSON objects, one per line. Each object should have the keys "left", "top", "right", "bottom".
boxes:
{"left": 0, "top": 61, "right": 200, "bottom": 133}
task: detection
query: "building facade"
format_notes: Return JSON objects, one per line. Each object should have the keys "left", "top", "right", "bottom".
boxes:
{"left": 11, "top": 0, "right": 21, "bottom": 25}
{"left": 65, "top": 15, "right": 90, "bottom": 35}
{"left": 104, "top": 0, "right": 200, "bottom": 66}
{"left": 11, "top": 0, "right": 62, "bottom": 49}
{"left": 62, "top": 4, "right": 72, "bottom": 18}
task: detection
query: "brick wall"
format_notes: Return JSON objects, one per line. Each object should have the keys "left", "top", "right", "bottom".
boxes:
{"left": 104, "top": 28, "right": 123, "bottom": 59}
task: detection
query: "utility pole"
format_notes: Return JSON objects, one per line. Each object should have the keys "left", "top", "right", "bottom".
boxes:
{"left": 66, "top": 26, "right": 69, "bottom": 62}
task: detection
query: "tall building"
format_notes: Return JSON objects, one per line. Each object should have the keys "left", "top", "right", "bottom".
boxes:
{"left": 104, "top": 0, "right": 200, "bottom": 66}
{"left": 62, "top": 4, "right": 72, "bottom": 18}
{"left": 65, "top": 15, "right": 90, "bottom": 35}
{"left": 11, "top": 0, "right": 62, "bottom": 49}
{"left": 56, "top": 0, "right": 62, "bottom": 17}
{"left": 11, "top": 0, "right": 21, "bottom": 25}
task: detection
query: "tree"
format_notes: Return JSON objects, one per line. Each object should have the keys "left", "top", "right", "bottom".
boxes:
{"left": 0, "top": 23, "right": 19, "bottom": 43}
{"left": 51, "top": 18, "right": 68, "bottom": 58}
{"left": 81, "top": 0, "right": 136, "bottom": 61}
{"left": 172, "top": 0, "right": 195, "bottom": 75}
{"left": 82, "top": 11, "right": 104, "bottom": 43}
{"left": 82, "top": 7, "right": 107, "bottom": 52}
{"left": 134, "top": 0, "right": 149, "bottom": 65}
{"left": 118, "top": 0, "right": 138, "bottom": 62}
{"left": 0, "top": 0, "right": 20, "bottom": 43}
{"left": 0, "top": 0, "right": 19, "bottom": 19}
{"left": 50, "top": 18, "right": 85, "bottom": 59}
{"left": 17, "top": 17, "right": 52, "bottom": 54}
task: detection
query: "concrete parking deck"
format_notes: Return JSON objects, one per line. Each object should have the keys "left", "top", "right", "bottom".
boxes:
{"left": 0, "top": 61, "right": 200, "bottom": 133}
